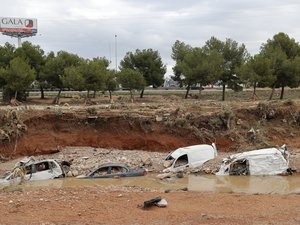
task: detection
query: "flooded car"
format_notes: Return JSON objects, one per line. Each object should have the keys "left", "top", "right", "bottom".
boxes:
{"left": 216, "top": 144, "right": 290, "bottom": 176}
{"left": 76, "top": 163, "right": 145, "bottom": 179}
{"left": 0, "top": 157, "right": 70, "bottom": 184}
{"left": 163, "top": 143, "right": 217, "bottom": 173}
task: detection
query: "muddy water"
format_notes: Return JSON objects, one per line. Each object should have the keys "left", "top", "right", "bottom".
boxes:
{"left": 1, "top": 174, "right": 300, "bottom": 194}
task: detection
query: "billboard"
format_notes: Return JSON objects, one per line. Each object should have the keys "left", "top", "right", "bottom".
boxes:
{"left": 0, "top": 17, "right": 37, "bottom": 34}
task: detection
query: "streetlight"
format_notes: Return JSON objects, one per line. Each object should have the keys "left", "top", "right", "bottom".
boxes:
{"left": 115, "top": 34, "right": 117, "bottom": 72}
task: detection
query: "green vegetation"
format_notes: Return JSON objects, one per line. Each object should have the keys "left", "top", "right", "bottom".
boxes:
{"left": 119, "top": 48, "right": 166, "bottom": 98}
{"left": 1, "top": 32, "right": 300, "bottom": 103}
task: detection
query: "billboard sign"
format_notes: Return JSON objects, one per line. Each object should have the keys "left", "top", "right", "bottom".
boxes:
{"left": 0, "top": 17, "right": 37, "bottom": 34}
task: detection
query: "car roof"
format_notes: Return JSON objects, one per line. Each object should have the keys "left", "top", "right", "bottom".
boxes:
{"left": 97, "top": 163, "right": 129, "bottom": 168}
{"left": 21, "top": 159, "right": 58, "bottom": 166}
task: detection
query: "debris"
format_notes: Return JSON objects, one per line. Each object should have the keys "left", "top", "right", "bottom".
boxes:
{"left": 157, "top": 173, "right": 173, "bottom": 179}
{"left": 155, "top": 115, "right": 163, "bottom": 122}
{"left": 140, "top": 154, "right": 152, "bottom": 166}
{"left": 178, "top": 187, "right": 188, "bottom": 191}
{"left": 10, "top": 99, "right": 21, "bottom": 106}
{"left": 156, "top": 199, "right": 167, "bottom": 207}
{"left": 143, "top": 196, "right": 161, "bottom": 208}
{"left": 247, "top": 128, "right": 256, "bottom": 142}
{"left": 176, "top": 171, "right": 184, "bottom": 178}
{"left": 71, "top": 170, "right": 79, "bottom": 177}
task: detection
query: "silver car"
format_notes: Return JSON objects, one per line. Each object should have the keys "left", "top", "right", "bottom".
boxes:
{"left": 77, "top": 163, "right": 145, "bottom": 179}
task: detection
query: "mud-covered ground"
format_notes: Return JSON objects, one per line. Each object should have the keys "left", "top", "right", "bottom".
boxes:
{"left": 1, "top": 92, "right": 300, "bottom": 224}
{"left": 0, "top": 186, "right": 299, "bottom": 225}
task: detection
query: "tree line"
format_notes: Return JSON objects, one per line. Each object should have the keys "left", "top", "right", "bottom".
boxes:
{"left": 0, "top": 32, "right": 300, "bottom": 103}
{"left": 172, "top": 32, "right": 300, "bottom": 100}
{"left": 0, "top": 42, "right": 166, "bottom": 103}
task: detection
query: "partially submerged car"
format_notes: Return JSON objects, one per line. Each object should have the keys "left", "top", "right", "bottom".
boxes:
{"left": 0, "top": 157, "right": 71, "bottom": 184}
{"left": 216, "top": 145, "right": 290, "bottom": 176}
{"left": 76, "top": 163, "right": 146, "bottom": 179}
{"left": 163, "top": 143, "right": 217, "bottom": 173}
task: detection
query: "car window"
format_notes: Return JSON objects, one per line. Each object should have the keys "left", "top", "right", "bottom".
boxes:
{"left": 35, "top": 162, "right": 50, "bottom": 172}
{"left": 111, "top": 166, "right": 127, "bottom": 174}
{"left": 174, "top": 154, "right": 188, "bottom": 168}
{"left": 93, "top": 166, "right": 109, "bottom": 176}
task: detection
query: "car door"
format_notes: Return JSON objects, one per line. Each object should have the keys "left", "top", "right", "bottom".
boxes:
{"left": 29, "top": 161, "right": 59, "bottom": 181}
{"left": 171, "top": 154, "right": 189, "bottom": 172}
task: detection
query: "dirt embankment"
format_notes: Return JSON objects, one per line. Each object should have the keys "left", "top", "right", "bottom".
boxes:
{"left": 0, "top": 99, "right": 300, "bottom": 159}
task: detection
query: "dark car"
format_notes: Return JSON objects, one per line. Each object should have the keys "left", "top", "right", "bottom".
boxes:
{"left": 76, "top": 163, "right": 146, "bottom": 179}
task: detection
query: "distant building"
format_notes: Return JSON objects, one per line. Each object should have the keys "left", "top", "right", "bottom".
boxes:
{"left": 164, "top": 77, "right": 180, "bottom": 89}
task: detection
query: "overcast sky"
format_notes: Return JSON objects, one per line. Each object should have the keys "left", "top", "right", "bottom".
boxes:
{"left": 1, "top": 0, "right": 300, "bottom": 75}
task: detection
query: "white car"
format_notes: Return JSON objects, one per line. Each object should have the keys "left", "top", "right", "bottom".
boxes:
{"left": 216, "top": 145, "right": 290, "bottom": 176}
{"left": 0, "top": 158, "right": 70, "bottom": 185}
{"left": 163, "top": 143, "right": 217, "bottom": 173}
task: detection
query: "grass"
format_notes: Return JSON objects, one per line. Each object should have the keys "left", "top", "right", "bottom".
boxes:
{"left": 1, "top": 87, "right": 300, "bottom": 105}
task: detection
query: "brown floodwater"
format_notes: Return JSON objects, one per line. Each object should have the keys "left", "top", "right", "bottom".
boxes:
{"left": 1, "top": 174, "right": 300, "bottom": 194}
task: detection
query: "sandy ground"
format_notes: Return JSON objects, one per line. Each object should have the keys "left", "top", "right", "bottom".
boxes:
{"left": 0, "top": 186, "right": 299, "bottom": 225}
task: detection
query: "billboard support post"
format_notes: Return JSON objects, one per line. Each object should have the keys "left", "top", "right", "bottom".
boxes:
{"left": 18, "top": 36, "right": 21, "bottom": 48}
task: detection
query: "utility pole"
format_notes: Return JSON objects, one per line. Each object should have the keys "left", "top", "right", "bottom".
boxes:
{"left": 115, "top": 34, "right": 118, "bottom": 72}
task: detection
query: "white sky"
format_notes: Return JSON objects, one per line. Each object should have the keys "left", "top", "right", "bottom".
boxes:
{"left": 1, "top": 0, "right": 300, "bottom": 75}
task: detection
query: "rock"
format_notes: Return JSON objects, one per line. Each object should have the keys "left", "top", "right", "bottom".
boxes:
{"left": 121, "top": 156, "right": 127, "bottom": 161}
{"left": 155, "top": 115, "right": 163, "bottom": 122}
{"left": 72, "top": 170, "right": 79, "bottom": 177}
{"left": 140, "top": 154, "right": 152, "bottom": 166}
{"left": 176, "top": 172, "right": 184, "bottom": 178}
{"left": 236, "top": 118, "right": 242, "bottom": 125}
{"left": 178, "top": 187, "right": 188, "bottom": 191}
{"left": 67, "top": 171, "right": 73, "bottom": 177}
{"left": 203, "top": 168, "right": 212, "bottom": 174}
{"left": 156, "top": 199, "right": 168, "bottom": 207}
{"left": 79, "top": 165, "right": 88, "bottom": 170}
{"left": 157, "top": 173, "right": 173, "bottom": 179}
{"left": 163, "top": 160, "right": 172, "bottom": 168}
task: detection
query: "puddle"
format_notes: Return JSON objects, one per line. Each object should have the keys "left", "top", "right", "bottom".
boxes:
{"left": 1, "top": 174, "right": 300, "bottom": 194}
